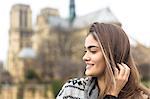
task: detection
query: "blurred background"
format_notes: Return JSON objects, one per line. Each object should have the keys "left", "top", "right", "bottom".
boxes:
{"left": 0, "top": 0, "right": 149, "bottom": 99}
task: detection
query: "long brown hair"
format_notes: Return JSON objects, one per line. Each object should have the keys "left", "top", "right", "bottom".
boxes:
{"left": 88, "top": 22, "right": 150, "bottom": 99}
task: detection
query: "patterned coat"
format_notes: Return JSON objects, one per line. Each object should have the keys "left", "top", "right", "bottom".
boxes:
{"left": 56, "top": 77, "right": 117, "bottom": 99}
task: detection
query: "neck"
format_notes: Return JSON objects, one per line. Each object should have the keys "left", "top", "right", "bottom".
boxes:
{"left": 97, "top": 75, "right": 105, "bottom": 95}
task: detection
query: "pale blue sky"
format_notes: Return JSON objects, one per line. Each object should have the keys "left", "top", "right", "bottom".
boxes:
{"left": 0, "top": 0, "right": 150, "bottom": 62}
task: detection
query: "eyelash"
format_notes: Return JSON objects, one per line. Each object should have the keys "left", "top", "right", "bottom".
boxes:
{"left": 84, "top": 50, "right": 96, "bottom": 54}
{"left": 91, "top": 51, "right": 96, "bottom": 53}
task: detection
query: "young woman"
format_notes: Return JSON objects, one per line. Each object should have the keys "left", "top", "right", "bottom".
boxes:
{"left": 56, "top": 22, "right": 150, "bottom": 99}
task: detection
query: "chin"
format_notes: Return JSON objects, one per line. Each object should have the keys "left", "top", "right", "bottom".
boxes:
{"left": 85, "top": 70, "right": 96, "bottom": 76}
{"left": 85, "top": 70, "right": 103, "bottom": 77}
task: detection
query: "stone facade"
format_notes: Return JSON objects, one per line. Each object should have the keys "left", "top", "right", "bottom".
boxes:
{"left": 7, "top": 4, "right": 33, "bottom": 83}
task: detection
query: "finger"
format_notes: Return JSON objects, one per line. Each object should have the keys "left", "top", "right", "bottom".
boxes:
{"left": 117, "top": 63, "right": 125, "bottom": 77}
{"left": 114, "top": 67, "right": 119, "bottom": 78}
{"left": 121, "top": 63, "right": 130, "bottom": 70}
{"left": 140, "top": 91, "right": 148, "bottom": 98}
{"left": 121, "top": 63, "right": 130, "bottom": 76}
{"left": 121, "top": 63, "right": 130, "bottom": 79}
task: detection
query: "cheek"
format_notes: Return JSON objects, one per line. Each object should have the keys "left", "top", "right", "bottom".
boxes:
{"left": 93, "top": 53, "right": 106, "bottom": 73}
{"left": 85, "top": 52, "right": 106, "bottom": 77}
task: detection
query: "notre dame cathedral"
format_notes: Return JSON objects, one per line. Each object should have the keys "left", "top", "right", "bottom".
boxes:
{"left": 7, "top": 1, "right": 121, "bottom": 83}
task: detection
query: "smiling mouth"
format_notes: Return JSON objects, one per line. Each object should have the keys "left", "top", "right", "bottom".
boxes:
{"left": 86, "top": 64, "right": 94, "bottom": 69}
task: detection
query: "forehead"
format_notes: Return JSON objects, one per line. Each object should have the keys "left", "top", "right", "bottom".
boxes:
{"left": 85, "top": 34, "right": 99, "bottom": 47}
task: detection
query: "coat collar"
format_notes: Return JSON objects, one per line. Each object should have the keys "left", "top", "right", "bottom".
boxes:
{"left": 84, "top": 77, "right": 99, "bottom": 99}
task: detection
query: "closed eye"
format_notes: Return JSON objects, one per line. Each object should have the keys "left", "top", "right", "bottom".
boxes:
{"left": 90, "top": 50, "right": 97, "bottom": 54}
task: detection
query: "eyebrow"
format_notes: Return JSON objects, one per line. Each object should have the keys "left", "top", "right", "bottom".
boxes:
{"left": 84, "top": 45, "right": 99, "bottom": 49}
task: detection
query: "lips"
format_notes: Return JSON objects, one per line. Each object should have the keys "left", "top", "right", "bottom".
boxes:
{"left": 86, "top": 64, "right": 94, "bottom": 69}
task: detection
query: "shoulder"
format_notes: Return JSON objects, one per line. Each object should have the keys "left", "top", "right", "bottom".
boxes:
{"left": 56, "top": 77, "right": 90, "bottom": 99}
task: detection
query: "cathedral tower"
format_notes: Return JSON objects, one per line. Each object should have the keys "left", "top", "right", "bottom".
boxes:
{"left": 7, "top": 4, "right": 32, "bottom": 82}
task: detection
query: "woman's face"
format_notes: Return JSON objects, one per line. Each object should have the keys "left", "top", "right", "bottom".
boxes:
{"left": 83, "top": 34, "right": 106, "bottom": 77}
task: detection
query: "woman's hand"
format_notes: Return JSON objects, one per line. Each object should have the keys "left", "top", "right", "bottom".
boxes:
{"left": 108, "top": 63, "right": 130, "bottom": 97}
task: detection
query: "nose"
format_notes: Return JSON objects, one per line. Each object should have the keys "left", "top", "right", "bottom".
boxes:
{"left": 82, "top": 53, "right": 90, "bottom": 61}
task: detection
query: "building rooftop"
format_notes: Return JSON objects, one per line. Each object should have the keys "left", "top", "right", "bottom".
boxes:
{"left": 47, "top": 7, "right": 121, "bottom": 32}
